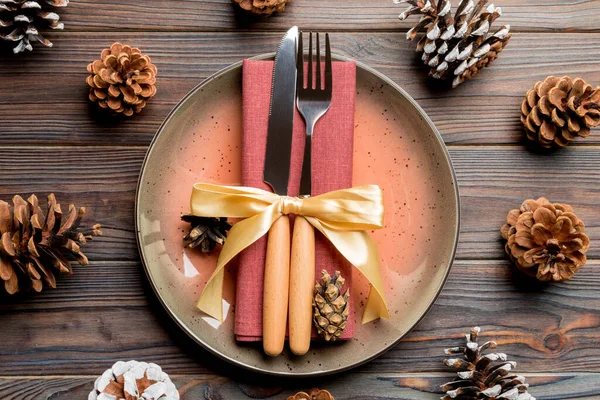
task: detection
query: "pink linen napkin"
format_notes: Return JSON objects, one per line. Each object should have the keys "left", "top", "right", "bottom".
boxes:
{"left": 235, "top": 59, "right": 356, "bottom": 341}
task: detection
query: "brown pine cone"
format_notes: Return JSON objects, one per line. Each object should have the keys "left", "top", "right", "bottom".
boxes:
{"left": 232, "top": 0, "right": 291, "bottom": 16}
{"left": 501, "top": 197, "right": 589, "bottom": 282}
{"left": 0, "top": 194, "right": 101, "bottom": 294}
{"left": 521, "top": 76, "right": 600, "bottom": 148}
{"left": 288, "top": 389, "right": 334, "bottom": 400}
{"left": 396, "top": 0, "right": 511, "bottom": 87}
{"left": 313, "top": 270, "right": 349, "bottom": 341}
{"left": 86, "top": 42, "right": 158, "bottom": 117}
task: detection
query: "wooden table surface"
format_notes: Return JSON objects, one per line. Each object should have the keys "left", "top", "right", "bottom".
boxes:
{"left": 1, "top": 1, "right": 600, "bottom": 398}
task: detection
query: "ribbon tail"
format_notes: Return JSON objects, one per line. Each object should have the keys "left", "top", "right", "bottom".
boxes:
{"left": 307, "top": 217, "right": 390, "bottom": 323}
{"left": 197, "top": 203, "right": 281, "bottom": 321}
{"left": 361, "top": 278, "right": 390, "bottom": 323}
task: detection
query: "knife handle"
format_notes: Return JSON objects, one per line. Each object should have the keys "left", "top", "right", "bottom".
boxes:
{"left": 263, "top": 215, "right": 291, "bottom": 357}
{"left": 289, "top": 216, "right": 315, "bottom": 356}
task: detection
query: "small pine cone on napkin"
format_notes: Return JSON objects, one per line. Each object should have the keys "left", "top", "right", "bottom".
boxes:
{"left": 86, "top": 42, "right": 158, "bottom": 117}
{"left": 232, "top": 0, "right": 291, "bottom": 16}
{"left": 501, "top": 197, "right": 589, "bottom": 282}
{"left": 0, "top": 194, "right": 101, "bottom": 295}
{"left": 442, "top": 327, "right": 535, "bottom": 400}
{"left": 0, "top": 0, "right": 68, "bottom": 54}
{"left": 313, "top": 270, "right": 349, "bottom": 341}
{"left": 396, "top": 0, "right": 511, "bottom": 87}
{"left": 521, "top": 76, "right": 600, "bottom": 148}
{"left": 288, "top": 389, "right": 334, "bottom": 400}
{"left": 89, "top": 360, "right": 180, "bottom": 400}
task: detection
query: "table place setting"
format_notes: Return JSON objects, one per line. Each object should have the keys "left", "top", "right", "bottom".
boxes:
{"left": 1, "top": 0, "right": 600, "bottom": 399}
{"left": 136, "top": 25, "right": 459, "bottom": 377}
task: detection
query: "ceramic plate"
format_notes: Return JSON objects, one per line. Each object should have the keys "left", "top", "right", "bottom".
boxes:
{"left": 136, "top": 54, "right": 460, "bottom": 376}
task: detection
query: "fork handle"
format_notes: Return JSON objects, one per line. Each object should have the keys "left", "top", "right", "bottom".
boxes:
{"left": 289, "top": 216, "right": 315, "bottom": 355}
{"left": 299, "top": 124, "right": 313, "bottom": 195}
{"left": 289, "top": 126, "right": 314, "bottom": 356}
{"left": 263, "top": 215, "right": 291, "bottom": 357}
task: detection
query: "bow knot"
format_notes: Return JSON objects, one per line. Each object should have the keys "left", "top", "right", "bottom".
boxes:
{"left": 190, "top": 183, "right": 390, "bottom": 324}
{"left": 280, "top": 196, "right": 304, "bottom": 216}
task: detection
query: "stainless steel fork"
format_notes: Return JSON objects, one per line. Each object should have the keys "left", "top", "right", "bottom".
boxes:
{"left": 289, "top": 32, "right": 333, "bottom": 356}
{"left": 296, "top": 32, "right": 333, "bottom": 196}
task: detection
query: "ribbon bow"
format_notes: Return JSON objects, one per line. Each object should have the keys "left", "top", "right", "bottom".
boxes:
{"left": 190, "top": 183, "right": 390, "bottom": 323}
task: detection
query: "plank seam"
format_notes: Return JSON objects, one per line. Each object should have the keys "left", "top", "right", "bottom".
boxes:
{"left": 43, "top": 29, "right": 600, "bottom": 34}
{"left": 1, "top": 372, "right": 599, "bottom": 379}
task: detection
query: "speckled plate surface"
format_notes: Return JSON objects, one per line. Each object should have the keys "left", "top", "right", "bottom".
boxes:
{"left": 135, "top": 54, "right": 460, "bottom": 377}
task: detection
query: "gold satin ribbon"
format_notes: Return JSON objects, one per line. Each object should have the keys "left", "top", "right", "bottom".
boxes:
{"left": 190, "top": 183, "right": 390, "bottom": 324}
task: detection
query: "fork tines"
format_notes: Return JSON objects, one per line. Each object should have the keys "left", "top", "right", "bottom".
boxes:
{"left": 297, "top": 31, "right": 332, "bottom": 94}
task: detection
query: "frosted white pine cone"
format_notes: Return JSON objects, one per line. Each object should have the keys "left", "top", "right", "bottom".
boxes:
{"left": 88, "top": 360, "right": 179, "bottom": 400}
{"left": 0, "top": 0, "right": 69, "bottom": 53}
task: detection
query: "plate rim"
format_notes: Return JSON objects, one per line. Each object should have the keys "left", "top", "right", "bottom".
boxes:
{"left": 135, "top": 53, "right": 461, "bottom": 377}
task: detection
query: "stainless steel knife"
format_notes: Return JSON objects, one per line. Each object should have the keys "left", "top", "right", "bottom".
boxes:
{"left": 262, "top": 26, "right": 298, "bottom": 357}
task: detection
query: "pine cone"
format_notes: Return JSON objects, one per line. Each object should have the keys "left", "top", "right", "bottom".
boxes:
{"left": 232, "top": 0, "right": 291, "bottom": 16}
{"left": 521, "top": 76, "right": 600, "bottom": 149}
{"left": 396, "top": 0, "right": 511, "bottom": 88}
{"left": 0, "top": 194, "right": 101, "bottom": 295}
{"left": 89, "top": 360, "right": 180, "bottom": 400}
{"left": 501, "top": 198, "right": 589, "bottom": 282}
{"left": 181, "top": 215, "right": 231, "bottom": 253}
{"left": 288, "top": 389, "right": 334, "bottom": 400}
{"left": 442, "top": 327, "right": 536, "bottom": 400}
{"left": 0, "top": 0, "right": 68, "bottom": 53}
{"left": 86, "top": 42, "right": 158, "bottom": 117}
{"left": 313, "top": 270, "right": 349, "bottom": 341}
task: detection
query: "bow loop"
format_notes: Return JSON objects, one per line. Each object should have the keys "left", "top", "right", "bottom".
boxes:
{"left": 280, "top": 196, "right": 303, "bottom": 216}
{"left": 190, "top": 183, "right": 390, "bottom": 323}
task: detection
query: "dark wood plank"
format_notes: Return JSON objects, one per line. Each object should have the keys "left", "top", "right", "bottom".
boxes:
{"left": 1, "top": 372, "right": 600, "bottom": 399}
{"left": 0, "top": 146, "right": 141, "bottom": 261}
{"left": 1, "top": 4, "right": 599, "bottom": 390}
{"left": 453, "top": 145, "right": 600, "bottom": 259}
{"left": 0, "top": 259, "right": 598, "bottom": 375}
{"left": 0, "top": 145, "right": 598, "bottom": 261}
{"left": 1, "top": 32, "right": 599, "bottom": 145}
{"left": 54, "top": 0, "right": 600, "bottom": 32}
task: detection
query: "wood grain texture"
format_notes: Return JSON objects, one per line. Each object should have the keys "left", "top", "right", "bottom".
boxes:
{"left": 53, "top": 0, "right": 600, "bottom": 33}
{"left": 1, "top": 1, "right": 600, "bottom": 394}
{"left": 1, "top": 32, "right": 600, "bottom": 145}
{"left": 1, "top": 373, "right": 600, "bottom": 399}
{"left": 0, "top": 145, "right": 598, "bottom": 261}
{"left": 0, "top": 259, "right": 598, "bottom": 375}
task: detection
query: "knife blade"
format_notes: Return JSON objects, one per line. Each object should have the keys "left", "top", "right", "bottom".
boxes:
{"left": 262, "top": 26, "right": 298, "bottom": 357}
{"left": 263, "top": 26, "right": 298, "bottom": 195}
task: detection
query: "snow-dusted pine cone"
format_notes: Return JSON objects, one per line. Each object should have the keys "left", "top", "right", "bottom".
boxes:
{"left": 442, "top": 327, "right": 536, "bottom": 400}
{"left": 0, "top": 0, "right": 68, "bottom": 53}
{"left": 89, "top": 361, "right": 179, "bottom": 400}
{"left": 395, "top": 0, "right": 511, "bottom": 87}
